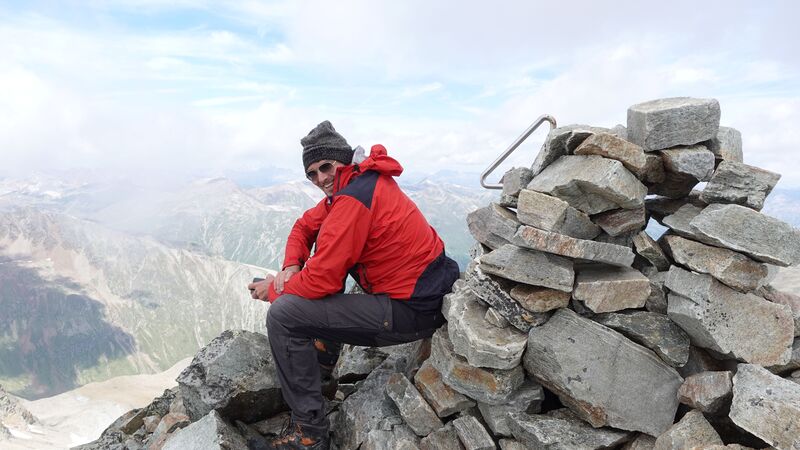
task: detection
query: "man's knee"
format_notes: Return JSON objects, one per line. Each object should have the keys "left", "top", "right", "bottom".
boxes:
{"left": 266, "top": 294, "right": 315, "bottom": 332}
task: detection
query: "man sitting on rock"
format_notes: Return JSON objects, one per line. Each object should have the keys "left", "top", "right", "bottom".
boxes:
{"left": 249, "top": 120, "right": 460, "bottom": 450}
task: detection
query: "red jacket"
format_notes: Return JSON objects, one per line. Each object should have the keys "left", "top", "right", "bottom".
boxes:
{"left": 267, "top": 145, "right": 459, "bottom": 313}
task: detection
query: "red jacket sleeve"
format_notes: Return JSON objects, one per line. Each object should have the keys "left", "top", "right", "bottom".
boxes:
{"left": 282, "top": 199, "right": 328, "bottom": 270}
{"left": 269, "top": 195, "right": 371, "bottom": 302}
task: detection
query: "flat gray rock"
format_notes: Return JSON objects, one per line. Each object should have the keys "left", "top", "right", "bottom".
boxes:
{"left": 509, "top": 284, "right": 570, "bottom": 313}
{"left": 700, "top": 160, "right": 781, "bottom": 211}
{"left": 574, "top": 132, "right": 650, "bottom": 179}
{"left": 466, "top": 267, "right": 549, "bottom": 332}
{"left": 633, "top": 231, "right": 671, "bottom": 271}
{"left": 430, "top": 327, "right": 525, "bottom": 406}
{"left": 627, "top": 97, "right": 720, "bottom": 151}
{"left": 665, "top": 266, "right": 794, "bottom": 366}
{"left": 176, "top": 330, "right": 284, "bottom": 423}
{"left": 648, "top": 172, "right": 700, "bottom": 199}
{"left": 527, "top": 155, "right": 647, "bottom": 214}
{"left": 531, "top": 124, "right": 610, "bottom": 176}
{"left": 467, "top": 203, "right": 520, "bottom": 250}
{"left": 501, "top": 167, "right": 533, "bottom": 198}
{"left": 420, "top": 424, "right": 464, "bottom": 450}
{"left": 414, "top": 360, "right": 475, "bottom": 418}
{"left": 689, "top": 203, "right": 800, "bottom": 266}
{"left": 573, "top": 266, "right": 651, "bottom": 313}
{"left": 622, "top": 434, "right": 657, "bottom": 450}
{"left": 477, "top": 380, "right": 544, "bottom": 436}
{"left": 645, "top": 271, "right": 669, "bottom": 314}
{"left": 591, "top": 206, "right": 646, "bottom": 237}
{"left": 480, "top": 243, "right": 574, "bottom": 292}
{"left": 507, "top": 409, "right": 632, "bottom": 450}
{"left": 659, "top": 145, "right": 715, "bottom": 181}
{"left": 452, "top": 415, "right": 495, "bottom": 450}
{"left": 523, "top": 308, "right": 683, "bottom": 436}
{"left": 595, "top": 311, "right": 690, "bottom": 367}
{"left": 513, "top": 225, "right": 635, "bottom": 267}
{"left": 363, "top": 424, "right": 420, "bottom": 450}
{"left": 730, "top": 364, "right": 800, "bottom": 450}
{"left": 385, "top": 373, "right": 443, "bottom": 437}
{"left": 677, "top": 371, "right": 733, "bottom": 414}
{"left": 661, "top": 234, "right": 770, "bottom": 292}
{"left": 652, "top": 409, "right": 722, "bottom": 450}
{"left": 759, "top": 285, "right": 800, "bottom": 336}
{"left": 707, "top": 126, "right": 743, "bottom": 162}
{"left": 161, "top": 410, "right": 247, "bottom": 450}
{"left": 446, "top": 281, "right": 528, "bottom": 370}
{"left": 516, "top": 189, "right": 600, "bottom": 239}
{"left": 646, "top": 194, "right": 707, "bottom": 223}
{"left": 661, "top": 204, "right": 705, "bottom": 240}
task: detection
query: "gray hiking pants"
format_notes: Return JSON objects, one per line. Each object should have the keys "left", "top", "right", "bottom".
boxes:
{"left": 266, "top": 292, "right": 443, "bottom": 434}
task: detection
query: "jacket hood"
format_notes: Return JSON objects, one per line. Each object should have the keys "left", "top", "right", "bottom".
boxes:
{"left": 333, "top": 144, "right": 403, "bottom": 194}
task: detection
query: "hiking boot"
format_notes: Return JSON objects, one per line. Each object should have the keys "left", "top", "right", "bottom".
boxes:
{"left": 263, "top": 422, "right": 329, "bottom": 450}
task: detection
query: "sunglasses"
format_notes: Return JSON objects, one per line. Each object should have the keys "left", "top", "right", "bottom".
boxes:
{"left": 306, "top": 162, "right": 336, "bottom": 181}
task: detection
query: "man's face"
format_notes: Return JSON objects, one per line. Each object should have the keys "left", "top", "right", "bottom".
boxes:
{"left": 306, "top": 159, "right": 344, "bottom": 196}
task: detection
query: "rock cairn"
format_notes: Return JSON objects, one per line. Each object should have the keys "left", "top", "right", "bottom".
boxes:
{"left": 76, "top": 97, "right": 800, "bottom": 450}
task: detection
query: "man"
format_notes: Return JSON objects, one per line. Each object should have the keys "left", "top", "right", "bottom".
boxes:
{"left": 248, "top": 120, "right": 459, "bottom": 450}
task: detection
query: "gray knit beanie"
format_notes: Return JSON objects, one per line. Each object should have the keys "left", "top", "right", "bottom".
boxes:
{"left": 301, "top": 120, "right": 354, "bottom": 171}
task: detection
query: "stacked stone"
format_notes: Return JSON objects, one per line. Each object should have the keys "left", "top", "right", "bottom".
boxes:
{"left": 453, "top": 97, "right": 800, "bottom": 449}
{"left": 78, "top": 97, "right": 800, "bottom": 450}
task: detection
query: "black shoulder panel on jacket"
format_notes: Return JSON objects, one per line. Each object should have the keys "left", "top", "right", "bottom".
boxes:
{"left": 335, "top": 170, "right": 379, "bottom": 209}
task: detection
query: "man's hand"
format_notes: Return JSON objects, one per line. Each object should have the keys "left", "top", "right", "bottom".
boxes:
{"left": 275, "top": 265, "right": 300, "bottom": 294}
{"left": 248, "top": 275, "right": 275, "bottom": 302}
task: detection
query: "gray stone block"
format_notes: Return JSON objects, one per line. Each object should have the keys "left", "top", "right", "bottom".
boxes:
{"left": 507, "top": 409, "right": 632, "bottom": 450}
{"left": 162, "top": 410, "right": 247, "bottom": 450}
{"left": 573, "top": 132, "right": 650, "bottom": 179}
{"left": 627, "top": 97, "right": 720, "bottom": 151}
{"left": 501, "top": 167, "right": 533, "bottom": 198}
{"left": 512, "top": 225, "right": 635, "bottom": 267}
{"left": 480, "top": 243, "right": 574, "bottom": 292}
{"left": 527, "top": 155, "right": 647, "bottom": 214}
{"left": 677, "top": 371, "right": 733, "bottom": 414}
{"left": 633, "top": 231, "right": 671, "bottom": 271}
{"left": 466, "top": 267, "right": 550, "bottom": 333}
{"left": 523, "top": 308, "right": 683, "bottom": 436}
{"left": 700, "top": 160, "right": 781, "bottom": 211}
{"left": 385, "top": 373, "right": 443, "bottom": 437}
{"left": 595, "top": 311, "right": 690, "bottom": 367}
{"left": 659, "top": 145, "right": 715, "bottom": 181}
{"left": 707, "top": 126, "right": 743, "bottom": 162}
{"left": 730, "top": 364, "right": 800, "bottom": 450}
{"left": 573, "top": 266, "right": 651, "bottom": 313}
{"left": 516, "top": 189, "right": 600, "bottom": 239}
{"left": 652, "top": 409, "right": 722, "bottom": 450}
{"left": 452, "top": 415, "right": 495, "bottom": 450}
{"left": 509, "top": 284, "right": 570, "bottom": 313}
{"left": 531, "top": 124, "right": 610, "bottom": 176}
{"left": 477, "top": 380, "right": 544, "bottom": 436}
{"left": 591, "top": 206, "right": 646, "bottom": 237}
{"left": 689, "top": 203, "right": 800, "bottom": 266}
{"left": 467, "top": 203, "right": 520, "bottom": 250}
{"left": 414, "top": 360, "right": 475, "bottom": 418}
{"left": 665, "top": 266, "right": 794, "bottom": 366}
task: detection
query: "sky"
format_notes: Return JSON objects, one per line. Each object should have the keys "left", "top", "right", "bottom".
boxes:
{"left": 1, "top": 0, "right": 799, "bottom": 187}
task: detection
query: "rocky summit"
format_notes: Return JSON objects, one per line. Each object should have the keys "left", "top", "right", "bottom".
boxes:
{"left": 74, "top": 97, "right": 800, "bottom": 450}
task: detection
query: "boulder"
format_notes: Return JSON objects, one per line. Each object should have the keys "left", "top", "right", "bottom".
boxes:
{"left": 700, "top": 160, "right": 781, "bottom": 211}
{"left": 452, "top": 415, "right": 495, "bottom": 450}
{"left": 573, "top": 132, "right": 651, "bottom": 179}
{"left": 516, "top": 189, "right": 600, "bottom": 239}
{"left": 507, "top": 409, "right": 632, "bottom": 450}
{"left": 677, "top": 371, "right": 733, "bottom": 414}
{"left": 633, "top": 231, "right": 671, "bottom": 271}
{"left": 479, "top": 243, "right": 574, "bottom": 292}
{"left": 627, "top": 97, "right": 720, "bottom": 151}
{"left": 591, "top": 206, "right": 646, "bottom": 237}
{"left": 660, "top": 234, "right": 770, "bottom": 292}
{"left": 466, "top": 267, "right": 549, "bottom": 332}
{"left": 446, "top": 283, "right": 528, "bottom": 370}
{"left": 523, "top": 308, "right": 683, "bottom": 436}
{"left": 689, "top": 203, "right": 800, "bottom": 266}
{"left": 730, "top": 364, "right": 800, "bottom": 450}
{"left": 531, "top": 124, "right": 610, "bottom": 176}
{"left": 414, "top": 360, "right": 475, "bottom": 418}
{"left": 665, "top": 266, "right": 794, "bottom": 366}
{"left": 501, "top": 167, "right": 533, "bottom": 198}
{"left": 594, "top": 311, "right": 690, "bottom": 367}
{"left": 659, "top": 145, "right": 715, "bottom": 181}
{"left": 420, "top": 423, "right": 465, "bottom": 450}
{"left": 477, "top": 380, "right": 544, "bottom": 436}
{"left": 707, "top": 126, "right": 743, "bottom": 162}
{"left": 430, "top": 327, "right": 525, "bottom": 405}
{"left": 527, "top": 155, "right": 647, "bottom": 214}
{"left": 161, "top": 410, "right": 247, "bottom": 450}
{"left": 467, "top": 203, "right": 520, "bottom": 250}
{"left": 573, "top": 266, "right": 651, "bottom": 313}
{"left": 513, "top": 225, "right": 635, "bottom": 267}
{"left": 652, "top": 409, "right": 723, "bottom": 450}
{"left": 176, "top": 330, "right": 285, "bottom": 423}
{"left": 385, "top": 373, "right": 443, "bottom": 437}
{"left": 509, "top": 285, "right": 570, "bottom": 313}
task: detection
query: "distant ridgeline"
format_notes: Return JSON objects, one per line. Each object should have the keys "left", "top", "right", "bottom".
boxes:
{"left": 76, "top": 97, "right": 800, "bottom": 450}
